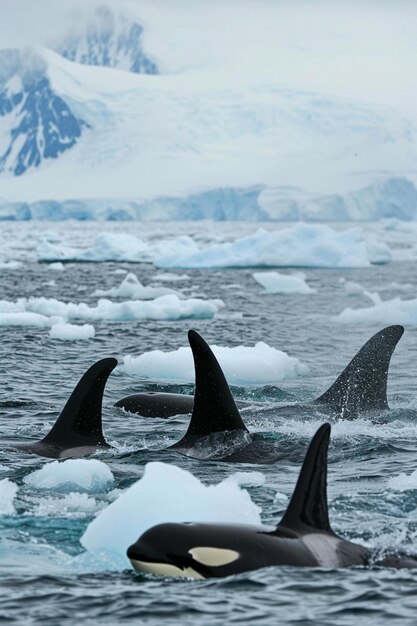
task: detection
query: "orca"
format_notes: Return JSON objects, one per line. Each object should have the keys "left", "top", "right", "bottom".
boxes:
{"left": 18, "top": 358, "right": 117, "bottom": 459}
{"left": 168, "top": 330, "right": 280, "bottom": 463}
{"left": 127, "top": 423, "right": 417, "bottom": 579}
{"left": 115, "top": 326, "right": 403, "bottom": 420}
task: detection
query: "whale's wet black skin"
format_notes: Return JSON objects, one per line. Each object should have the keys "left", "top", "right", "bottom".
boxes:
{"left": 163, "top": 326, "right": 402, "bottom": 463}
{"left": 128, "top": 423, "right": 417, "bottom": 579}
{"left": 115, "top": 326, "right": 403, "bottom": 419}
{"left": 168, "top": 330, "right": 281, "bottom": 463}
{"left": 18, "top": 358, "right": 117, "bottom": 459}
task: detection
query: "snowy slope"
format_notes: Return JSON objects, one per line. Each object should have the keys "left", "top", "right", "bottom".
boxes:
{"left": 0, "top": 1, "right": 417, "bottom": 220}
{"left": 53, "top": 5, "right": 157, "bottom": 75}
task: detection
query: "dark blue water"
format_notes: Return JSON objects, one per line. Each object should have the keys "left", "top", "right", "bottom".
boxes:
{"left": 2, "top": 222, "right": 417, "bottom": 625}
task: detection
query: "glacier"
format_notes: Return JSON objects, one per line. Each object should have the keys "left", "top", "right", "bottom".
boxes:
{"left": 0, "top": 2, "right": 417, "bottom": 221}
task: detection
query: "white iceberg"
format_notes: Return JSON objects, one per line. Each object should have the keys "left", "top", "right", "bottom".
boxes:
{"left": 23, "top": 459, "right": 114, "bottom": 492}
{"left": 155, "top": 225, "right": 388, "bottom": 269}
{"left": 49, "top": 323, "right": 95, "bottom": 340}
{"left": 38, "top": 233, "right": 198, "bottom": 263}
{"left": 336, "top": 295, "right": 417, "bottom": 325}
{"left": 0, "top": 294, "right": 221, "bottom": 324}
{"left": 81, "top": 462, "right": 262, "bottom": 569}
{"left": 253, "top": 271, "right": 315, "bottom": 294}
{"left": 93, "top": 272, "right": 181, "bottom": 300}
{"left": 124, "top": 341, "right": 307, "bottom": 385}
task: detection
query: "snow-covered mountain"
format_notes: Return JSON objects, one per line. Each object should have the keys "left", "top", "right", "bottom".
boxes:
{"left": 0, "top": 49, "right": 87, "bottom": 176}
{"left": 1, "top": 1, "right": 417, "bottom": 220}
{"left": 53, "top": 5, "right": 158, "bottom": 75}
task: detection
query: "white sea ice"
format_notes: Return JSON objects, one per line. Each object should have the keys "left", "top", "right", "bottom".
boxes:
{"left": 388, "top": 470, "right": 417, "bottom": 491}
{"left": 49, "top": 323, "right": 95, "bottom": 340}
{"left": 124, "top": 341, "right": 307, "bottom": 385}
{"left": 155, "top": 224, "right": 388, "bottom": 269}
{"left": 0, "top": 312, "right": 51, "bottom": 328}
{"left": 153, "top": 272, "right": 191, "bottom": 282}
{"left": 343, "top": 280, "right": 366, "bottom": 296}
{"left": 0, "top": 261, "right": 22, "bottom": 270}
{"left": 0, "top": 294, "right": 220, "bottom": 325}
{"left": 38, "top": 233, "right": 198, "bottom": 263}
{"left": 23, "top": 459, "right": 114, "bottom": 492}
{"left": 81, "top": 462, "right": 262, "bottom": 568}
{"left": 335, "top": 294, "right": 417, "bottom": 325}
{"left": 253, "top": 271, "right": 315, "bottom": 294}
{"left": 94, "top": 272, "right": 180, "bottom": 300}
{"left": 0, "top": 479, "right": 18, "bottom": 515}
{"left": 48, "top": 262, "right": 65, "bottom": 271}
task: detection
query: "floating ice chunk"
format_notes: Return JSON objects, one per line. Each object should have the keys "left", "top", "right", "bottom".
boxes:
{"left": 0, "top": 479, "right": 18, "bottom": 515}
{"left": 24, "top": 459, "right": 114, "bottom": 493}
{"left": 124, "top": 341, "right": 307, "bottom": 385}
{"left": 38, "top": 233, "right": 198, "bottom": 263}
{"left": 0, "top": 295, "right": 220, "bottom": 324}
{"left": 388, "top": 470, "right": 417, "bottom": 492}
{"left": 366, "top": 236, "right": 392, "bottom": 264}
{"left": 49, "top": 323, "right": 95, "bottom": 340}
{"left": 343, "top": 280, "right": 366, "bottom": 296}
{"left": 48, "top": 262, "right": 65, "bottom": 271}
{"left": 335, "top": 294, "right": 417, "bottom": 325}
{"left": 253, "top": 271, "right": 314, "bottom": 294}
{"left": 0, "top": 261, "right": 22, "bottom": 270}
{"left": 0, "top": 311, "right": 50, "bottom": 327}
{"left": 155, "top": 225, "right": 386, "bottom": 269}
{"left": 81, "top": 462, "right": 262, "bottom": 568}
{"left": 94, "top": 272, "right": 180, "bottom": 300}
{"left": 153, "top": 272, "right": 191, "bottom": 282}
{"left": 34, "top": 492, "right": 98, "bottom": 517}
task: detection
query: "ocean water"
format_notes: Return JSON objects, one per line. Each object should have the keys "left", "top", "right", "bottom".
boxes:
{"left": 2, "top": 221, "right": 417, "bottom": 625}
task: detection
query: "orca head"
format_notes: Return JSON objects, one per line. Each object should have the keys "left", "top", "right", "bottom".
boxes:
{"left": 128, "top": 522, "right": 244, "bottom": 579}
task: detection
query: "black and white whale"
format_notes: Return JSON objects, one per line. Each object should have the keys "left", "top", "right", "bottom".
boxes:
{"left": 128, "top": 423, "right": 417, "bottom": 579}
{"left": 168, "top": 330, "right": 281, "bottom": 463}
{"left": 116, "top": 326, "right": 403, "bottom": 420}
{"left": 18, "top": 358, "right": 117, "bottom": 459}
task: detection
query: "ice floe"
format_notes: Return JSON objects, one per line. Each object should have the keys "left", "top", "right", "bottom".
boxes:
{"left": 81, "top": 462, "right": 262, "bottom": 568}
{"left": 153, "top": 272, "right": 191, "bottom": 282}
{"left": 388, "top": 470, "right": 417, "bottom": 492}
{"left": 23, "top": 459, "right": 114, "bottom": 493}
{"left": 0, "top": 479, "right": 18, "bottom": 515}
{"left": 253, "top": 271, "right": 315, "bottom": 294}
{"left": 38, "top": 233, "right": 198, "bottom": 263}
{"left": 124, "top": 341, "right": 307, "bottom": 385}
{"left": 155, "top": 224, "right": 390, "bottom": 269}
{"left": 0, "top": 295, "right": 221, "bottom": 325}
{"left": 93, "top": 272, "right": 181, "bottom": 300}
{"left": 49, "top": 323, "right": 95, "bottom": 340}
{"left": 335, "top": 293, "right": 417, "bottom": 325}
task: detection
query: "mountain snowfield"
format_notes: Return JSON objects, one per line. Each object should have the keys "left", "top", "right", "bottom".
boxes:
{"left": 1, "top": 0, "right": 417, "bottom": 220}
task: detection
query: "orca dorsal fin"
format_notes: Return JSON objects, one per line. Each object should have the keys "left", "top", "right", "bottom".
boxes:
{"left": 278, "top": 423, "right": 331, "bottom": 534}
{"left": 40, "top": 358, "right": 117, "bottom": 449}
{"left": 172, "top": 330, "right": 247, "bottom": 447}
{"left": 314, "top": 325, "right": 403, "bottom": 416}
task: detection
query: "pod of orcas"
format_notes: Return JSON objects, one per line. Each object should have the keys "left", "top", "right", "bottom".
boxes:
{"left": 10, "top": 323, "right": 417, "bottom": 577}
{"left": 15, "top": 324, "right": 403, "bottom": 461}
